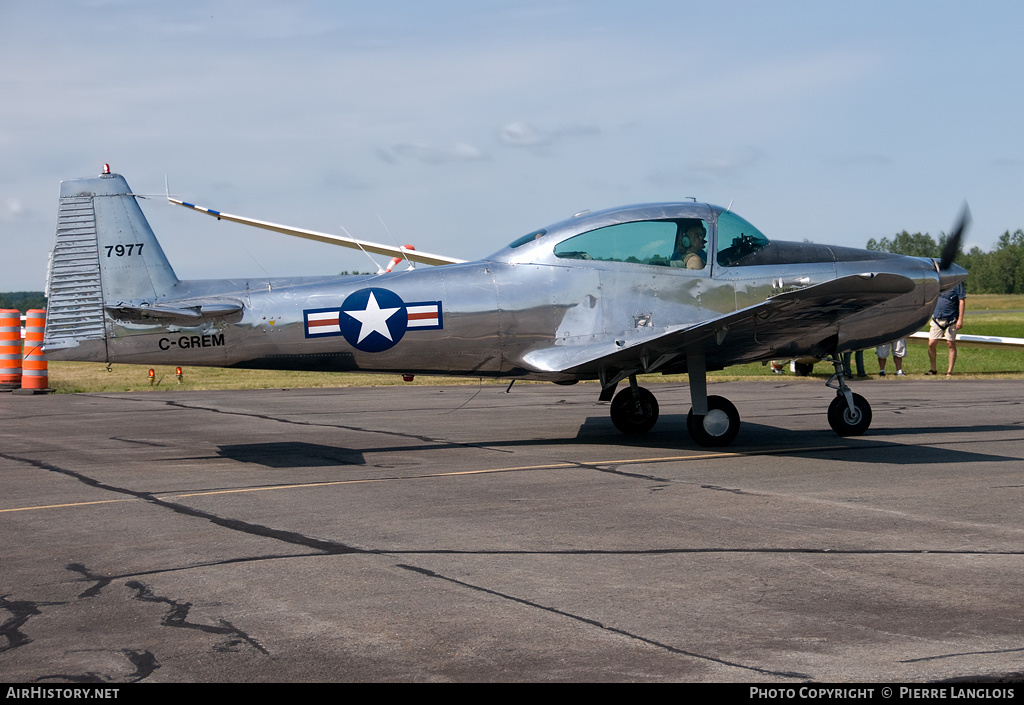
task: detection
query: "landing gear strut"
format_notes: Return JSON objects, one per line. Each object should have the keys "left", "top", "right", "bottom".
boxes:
{"left": 825, "top": 357, "right": 872, "bottom": 436}
{"left": 686, "top": 352, "right": 742, "bottom": 447}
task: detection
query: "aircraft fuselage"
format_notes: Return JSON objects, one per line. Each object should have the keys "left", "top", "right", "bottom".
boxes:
{"left": 86, "top": 247, "right": 941, "bottom": 382}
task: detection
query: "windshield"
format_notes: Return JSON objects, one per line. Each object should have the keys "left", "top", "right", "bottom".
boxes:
{"left": 715, "top": 211, "right": 770, "bottom": 266}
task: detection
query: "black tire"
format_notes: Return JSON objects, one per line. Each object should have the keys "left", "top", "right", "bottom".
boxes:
{"left": 687, "top": 395, "right": 741, "bottom": 447}
{"left": 610, "top": 387, "right": 659, "bottom": 435}
{"left": 827, "top": 393, "right": 872, "bottom": 436}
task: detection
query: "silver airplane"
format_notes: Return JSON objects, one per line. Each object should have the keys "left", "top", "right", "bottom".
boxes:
{"left": 43, "top": 168, "right": 968, "bottom": 447}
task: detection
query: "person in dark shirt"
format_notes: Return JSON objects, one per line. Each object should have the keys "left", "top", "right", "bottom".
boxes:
{"left": 928, "top": 282, "right": 966, "bottom": 376}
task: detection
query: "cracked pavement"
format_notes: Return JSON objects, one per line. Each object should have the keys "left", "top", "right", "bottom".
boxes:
{"left": 1, "top": 380, "right": 1023, "bottom": 682}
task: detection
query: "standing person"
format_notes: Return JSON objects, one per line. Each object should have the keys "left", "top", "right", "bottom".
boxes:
{"left": 876, "top": 340, "right": 906, "bottom": 376}
{"left": 928, "top": 282, "right": 966, "bottom": 376}
{"left": 843, "top": 350, "right": 866, "bottom": 378}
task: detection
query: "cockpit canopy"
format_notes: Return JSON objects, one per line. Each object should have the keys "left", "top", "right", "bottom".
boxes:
{"left": 497, "top": 203, "right": 773, "bottom": 269}
{"left": 552, "top": 218, "right": 709, "bottom": 269}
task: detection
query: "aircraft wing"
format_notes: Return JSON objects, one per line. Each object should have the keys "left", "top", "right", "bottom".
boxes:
{"left": 524, "top": 273, "right": 918, "bottom": 377}
{"left": 909, "top": 331, "right": 1024, "bottom": 347}
{"left": 168, "top": 196, "right": 466, "bottom": 267}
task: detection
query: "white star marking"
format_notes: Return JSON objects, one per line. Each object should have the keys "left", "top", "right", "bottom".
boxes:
{"left": 344, "top": 292, "right": 401, "bottom": 343}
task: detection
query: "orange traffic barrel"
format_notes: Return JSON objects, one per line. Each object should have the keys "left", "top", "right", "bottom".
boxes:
{"left": 0, "top": 309, "right": 21, "bottom": 389}
{"left": 20, "top": 309, "right": 48, "bottom": 390}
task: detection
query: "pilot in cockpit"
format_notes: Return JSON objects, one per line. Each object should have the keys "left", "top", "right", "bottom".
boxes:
{"left": 671, "top": 220, "right": 707, "bottom": 270}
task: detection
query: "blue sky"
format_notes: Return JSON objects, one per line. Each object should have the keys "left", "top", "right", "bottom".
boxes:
{"left": 2, "top": 1, "right": 1022, "bottom": 290}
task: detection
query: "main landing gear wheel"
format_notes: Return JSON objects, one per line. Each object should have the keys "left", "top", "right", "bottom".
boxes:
{"left": 827, "top": 393, "right": 872, "bottom": 436}
{"left": 610, "top": 387, "right": 659, "bottom": 435}
{"left": 687, "top": 395, "right": 740, "bottom": 447}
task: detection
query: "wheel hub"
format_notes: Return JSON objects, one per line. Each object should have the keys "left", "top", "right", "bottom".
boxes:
{"left": 703, "top": 408, "right": 731, "bottom": 436}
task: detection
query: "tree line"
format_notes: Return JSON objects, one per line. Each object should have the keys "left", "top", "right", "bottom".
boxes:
{"left": 0, "top": 292, "right": 47, "bottom": 311}
{"left": 866, "top": 229, "right": 1024, "bottom": 294}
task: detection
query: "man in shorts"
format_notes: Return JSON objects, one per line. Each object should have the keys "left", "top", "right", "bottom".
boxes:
{"left": 928, "top": 282, "right": 966, "bottom": 376}
{"left": 876, "top": 339, "right": 906, "bottom": 376}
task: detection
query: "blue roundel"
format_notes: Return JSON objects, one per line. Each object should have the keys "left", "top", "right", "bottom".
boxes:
{"left": 340, "top": 288, "right": 408, "bottom": 352}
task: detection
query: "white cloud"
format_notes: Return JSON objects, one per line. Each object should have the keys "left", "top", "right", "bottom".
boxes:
{"left": 378, "top": 142, "right": 487, "bottom": 165}
{"left": 688, "top": 147, "right": 766, "bottom": 179}
{"left": 498, "top": 121, "right": 600, "bottom": 151}
{"left": 499, "top": 121, "right": 547, "bottom": 148}
{"left": 1, "top": 199, "right": 33, "bottom": 222}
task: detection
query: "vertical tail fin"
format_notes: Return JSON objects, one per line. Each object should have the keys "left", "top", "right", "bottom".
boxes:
{"left": 44, "top": 171, "right": 179, "bottom": 360}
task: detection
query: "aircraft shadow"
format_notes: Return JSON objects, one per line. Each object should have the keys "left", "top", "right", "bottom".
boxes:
{"left": 621, "top": 415, "right": 1022, "bottom": 466}
{"left": 217, "top": 442, "right": 366, "bottom": 468}
{"left": 213, "top": 417, "right": 1020, "bottom": 470}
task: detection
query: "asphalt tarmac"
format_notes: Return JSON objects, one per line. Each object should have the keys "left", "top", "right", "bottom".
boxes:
{"left": 1, "top": 379, "right": 1022, "bottom": 683}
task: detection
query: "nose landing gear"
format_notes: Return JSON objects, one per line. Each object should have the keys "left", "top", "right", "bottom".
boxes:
{"left": 825, "top": 357, "right": 872, "bottom": 436}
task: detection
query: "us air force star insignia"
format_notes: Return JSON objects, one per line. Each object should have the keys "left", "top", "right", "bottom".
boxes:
{"left": 346, "top": 291, "right": 401, "bottom": 343}
{"left": 339, "top": 288, "right": 408, "bottom": 352}
{"left": 303, "top": 288, "right": 443, "bottom": 352}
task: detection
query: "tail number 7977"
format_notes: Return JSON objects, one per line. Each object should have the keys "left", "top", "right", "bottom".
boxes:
{"left": 105, "top": 243, "right": 144, "bottom": 257}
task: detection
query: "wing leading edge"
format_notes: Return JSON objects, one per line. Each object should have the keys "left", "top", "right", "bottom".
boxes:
{"left": 523, "top": 272, "right": 918, "bottom": 378}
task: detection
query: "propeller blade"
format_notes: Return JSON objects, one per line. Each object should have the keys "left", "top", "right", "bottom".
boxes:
{"left": 938, "top": 204, "right": 971, "bottom": 271}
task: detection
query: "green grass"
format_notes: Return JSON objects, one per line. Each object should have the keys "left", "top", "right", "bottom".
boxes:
{"left": 715, "top": 307, "right": 1024, "bottom": 380}
{"left": 44, "top": 365, "right": 510, "bottom": 394}
{"left": 961, "top": 294, "right": 1024, "bottom": 311}
{"left": 28, "top": 296, "right": 1024, "bottom": 393}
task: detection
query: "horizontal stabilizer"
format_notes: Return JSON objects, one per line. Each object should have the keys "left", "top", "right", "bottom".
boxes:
{"left": 169, "top": 195, "right": 466, "bottom": 267}
{"left": 105, "top": 302, "right": 243, "bottom": 323}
